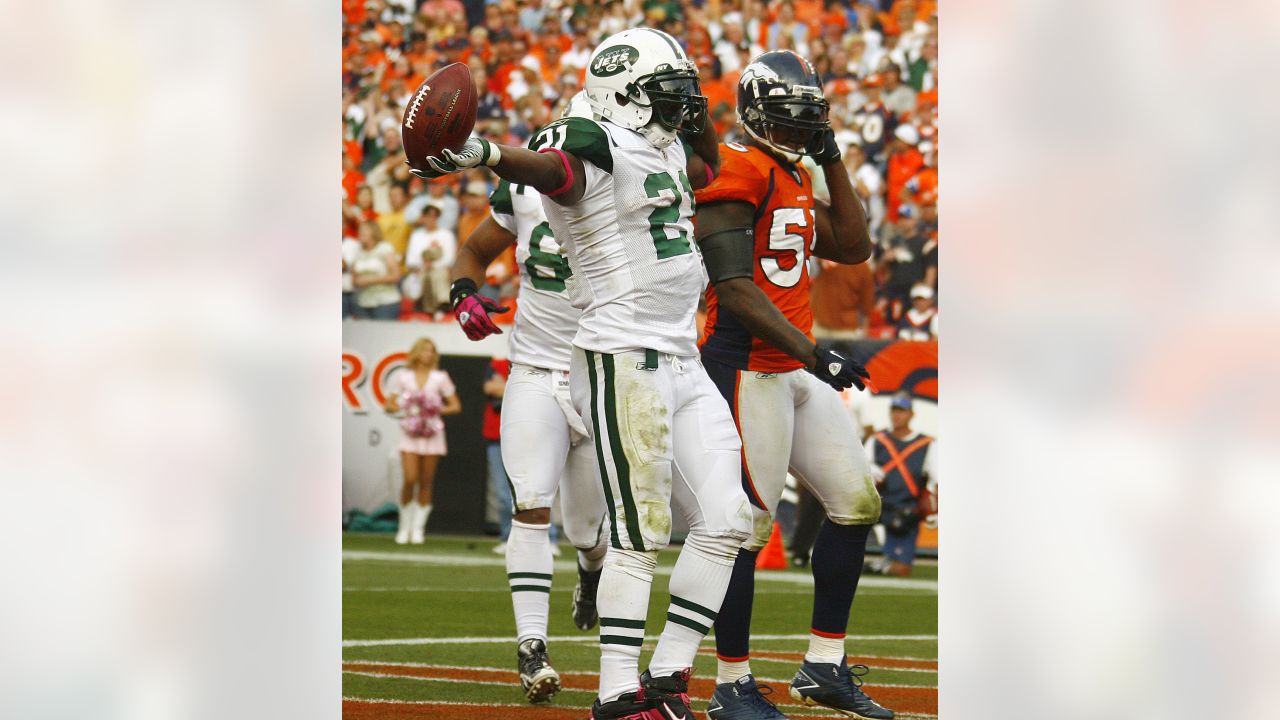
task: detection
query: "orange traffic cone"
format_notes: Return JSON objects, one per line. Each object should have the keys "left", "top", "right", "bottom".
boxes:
{"left": 755, "top": 522, "right": 787, "bottom": 570}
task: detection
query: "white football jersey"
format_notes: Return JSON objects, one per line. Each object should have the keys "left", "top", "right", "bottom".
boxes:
{"left": 489, "top": 180, "right": 579, "bottom": 372}
{"left": 530, "top": 117, "right": 706, "bottom": 357}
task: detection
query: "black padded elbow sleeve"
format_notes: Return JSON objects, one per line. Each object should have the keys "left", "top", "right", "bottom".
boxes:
{"left": 699, "top": 227, "right": 755, "bottom": 284}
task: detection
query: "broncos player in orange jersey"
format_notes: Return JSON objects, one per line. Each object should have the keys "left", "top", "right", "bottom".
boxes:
{"left": 694, "top": 51, "right": 893, "bottom": 720}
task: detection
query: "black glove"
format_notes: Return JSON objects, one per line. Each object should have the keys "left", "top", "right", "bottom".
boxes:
{"left": 808, "top": 346, "right": 870, "bottom": 391}
{"left": 808, "top": 128, "right": 841, "bottom": 166}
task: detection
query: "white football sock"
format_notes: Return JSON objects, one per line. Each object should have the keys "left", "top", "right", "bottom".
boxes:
{"left": 805, "top": 632, "right": 847, "bottom": 664}
{"left": 506, "top": 519, "right": 553, "bottom": 644}
{"left": 716, "top": 657, "right": 752, "bottom": 685}
{"left": 597, "top": 547, "right": 656, "bottom": 703}
{"left": 648, "top": 531, "right": 736, "bottom": 678}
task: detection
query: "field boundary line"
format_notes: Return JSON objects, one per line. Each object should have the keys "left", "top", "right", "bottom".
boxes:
{"left": 343, "top": 696, "right": 937, "bottom": 719}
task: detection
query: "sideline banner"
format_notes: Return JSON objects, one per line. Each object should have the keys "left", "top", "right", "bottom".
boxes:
{"left": 342, "top": 321, "right": 505, "bottom": 522}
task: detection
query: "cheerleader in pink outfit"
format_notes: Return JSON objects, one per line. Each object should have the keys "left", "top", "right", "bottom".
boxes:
{"left": 384, "top": 338, "right": 462, "bottom": 543}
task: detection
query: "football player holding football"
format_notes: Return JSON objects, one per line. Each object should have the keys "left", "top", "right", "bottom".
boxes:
{"left": 447, "top": 94, "right": 610, "bottom": 705}
{"left": 418, "top": 30, "right": 753, "bottom": 720}
{"left": 694, "top": 51, "right": 894, "bottom": 720}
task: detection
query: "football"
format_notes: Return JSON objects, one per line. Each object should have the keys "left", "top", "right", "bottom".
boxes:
{"left": 401, "top": 63, "right": 478, "bottom": 171}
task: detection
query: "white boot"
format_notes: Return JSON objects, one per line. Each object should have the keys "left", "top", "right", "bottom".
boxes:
{"left": 411, "top": 503, "right": 431, "bottom": 544}
{"left": 395, "top": 503, "right": 412, "bottom": 545}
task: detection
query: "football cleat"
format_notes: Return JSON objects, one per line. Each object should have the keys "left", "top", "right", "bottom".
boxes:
{"left": 640, "top": 668, "right": 694, "bottom": 720}
{"left": 589, "top": 690, "right": 661, "bottom": 720}
{"left": 789, "top": 659, "right": 894, "bottom": 719}
{"left": 707, "top": 675, "right": 788, "bottom": 719}
{"left": 572, "top": 563, "right": 602, "bottom": 631}
{"left": 516, "top": 638, "right": 561, "bottom": 703}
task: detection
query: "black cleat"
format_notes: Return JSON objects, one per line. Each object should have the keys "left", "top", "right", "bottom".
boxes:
{"left": 640, "top": 668, "right": 694, "bottom": 720}
{"left": 516, "top": 638, "right": 561, "bottom": 703}
{"left": 572, "top": 563, "right": 602, "bottom": 631}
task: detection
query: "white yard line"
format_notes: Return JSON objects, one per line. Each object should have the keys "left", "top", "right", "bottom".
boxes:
{"left": 343, "top": 633, "right": 937, "bottom": 647}
{"left": 342, "top": 661, "right": 935, "bottom": 687}
{"left": 343, "top": 550, "right": 938, "bottom": 592}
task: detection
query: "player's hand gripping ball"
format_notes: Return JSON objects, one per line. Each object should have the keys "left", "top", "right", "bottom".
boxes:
{"left": 401, "top": 63, "right": 478, "bottom": 176}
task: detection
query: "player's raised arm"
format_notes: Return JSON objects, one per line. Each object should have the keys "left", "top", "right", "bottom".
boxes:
{"left": 447, "top": 180, "right": 523, "bottom": 341}
{"left": 810, "top": 129, "right": 873, "bottom": 264}
{"left": 683, "top": 107, "right": 721, "bottom": 189}
{"left": 414, "top": 138, "right": 590, "bottom": 206}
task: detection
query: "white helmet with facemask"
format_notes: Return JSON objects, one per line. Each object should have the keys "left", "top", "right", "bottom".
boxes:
{"left": 583, "top": 28, "right": 708, "bottom": 149}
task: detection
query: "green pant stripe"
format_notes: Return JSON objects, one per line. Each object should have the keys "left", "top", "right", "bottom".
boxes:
{"left": 599, "top": 635, "right": 645, "bottom": 647}
{"left": 509, "top": 585, "right": 551, "bottom": 594}
{"left": 585, "top": 350, "right": 621, "bottom": 550}
{"left": 601, "top": 353, "right": 646, "bottom": 551}
{"left": 599, "top": 617, "right": 647, "bottom": 629}
{"left": 507, "top": 572, "right": 553, "bottom": 580}
{"left": 666, "top": 611, "right": 712, "bottom": 635}
{"left": 670, "top": 596, "right": 718, "bottom": 621}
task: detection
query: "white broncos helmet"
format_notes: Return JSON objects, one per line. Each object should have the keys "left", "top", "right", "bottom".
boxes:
{"left": 583, "top": 28, "right": 708, "bottom": 149}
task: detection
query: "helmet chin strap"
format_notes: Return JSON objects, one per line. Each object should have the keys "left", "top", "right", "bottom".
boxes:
{"left": 745, "top": 125, "right": 803, "bottom": 163}
{"left": 640, "top": 121, "right": 678, "bottom": 148}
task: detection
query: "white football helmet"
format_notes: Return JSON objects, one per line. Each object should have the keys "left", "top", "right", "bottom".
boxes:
{"left": 583, "top": 28, "right": 707, "bottom": 148}
{"left": 563, "top": 90, "right": 595, "bottom": 120}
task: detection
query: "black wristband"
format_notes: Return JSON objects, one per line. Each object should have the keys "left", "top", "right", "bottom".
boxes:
{"left": 449, "top": 277, "right": 479, "bottom": 308}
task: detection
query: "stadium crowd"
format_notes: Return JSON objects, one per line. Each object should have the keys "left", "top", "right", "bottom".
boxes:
{"left": 342, "top": 0, "right": 938, "bottom": 341}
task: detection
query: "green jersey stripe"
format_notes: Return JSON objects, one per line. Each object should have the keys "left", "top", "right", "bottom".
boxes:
{"left": 585, "top": 350, "right": 621, "bottom": 549}
{"left": 489, "top": 179, "right": 514, "bottom": 216}
{"left": 599, "top": 617, "right": 647, "bottom": 629}
{"left": 670, "top": 595, "right": 718, "bottom": 621}
{"left": 601, "top": 353, "right": 645, "bottom": 551}
{"left": 666, "top": 611, "right": 712, "bottom": 635}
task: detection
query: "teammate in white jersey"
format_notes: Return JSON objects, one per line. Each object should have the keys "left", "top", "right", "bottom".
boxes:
{"left": 447, "top": 96, "right": 610, "bottom": 706}
{"left": 419, "top": 29, "right": 753, "bottom": 720}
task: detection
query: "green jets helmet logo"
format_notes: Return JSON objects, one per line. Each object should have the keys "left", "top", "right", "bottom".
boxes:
{"left": 590, "top": 45, "right": 639, "bottom": 77}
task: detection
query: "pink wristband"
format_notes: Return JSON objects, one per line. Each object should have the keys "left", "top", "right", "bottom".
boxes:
{"left": 705, "top": 163, "right": 717, "bottom": 185}
{"left": 538, "top": 148, "right": 575, "bottom": 196}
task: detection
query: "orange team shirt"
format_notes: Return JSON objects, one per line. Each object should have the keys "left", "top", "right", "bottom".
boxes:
{"left": 696, "top": 142, "right": 817, "bottom": 373}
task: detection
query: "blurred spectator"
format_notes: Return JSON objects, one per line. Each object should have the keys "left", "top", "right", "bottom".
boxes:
{"left": 811, "top": 260, "right": 875, "bottom": 338}
{"left": 482, "top": 358, "right": 514, "bottom": 549}
{"left": 896, "top": 284, "right": 938, "bottom": 341}
{"left": 885, "top": 123, "right": 923, "bottom": 223}
{"left": 351, "top": 220, "right": 404, "bottom": 320}
{"left": 881, "top": 62, "right": 916, "bottom": 116}
{"left": 851, "top": 73, "right": 896, "bottom": 163}
{"left": 876, "top": 206, "right": 937, "bottom": 323}
{"left": 407, "top": 178, "right": 460, "bottom": 231}
{"left": 845, "top": 143, "right": 886, "bottom": 239}
{"left": 864, "top": 393, "right": 936, "bottom": 577}
{"left": 768, "top": 1, "right": 810, "bottom": 55}
{"left": 342, "top": 234, "right": 361, "bottom": 319}
{"left": 377, "top": 184, "right": 413, "bottom": 258}
{"left": 404, "top": 205, "right": 457, "bottom": 315}
{"left": 456, "top": 181, "right": 492, "bottom": 244}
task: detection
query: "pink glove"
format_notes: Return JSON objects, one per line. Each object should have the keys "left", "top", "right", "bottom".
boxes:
{"left": 454, "top": 293, "right": 509, "bottom": 340}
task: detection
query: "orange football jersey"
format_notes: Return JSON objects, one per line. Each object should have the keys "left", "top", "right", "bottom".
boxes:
{"left": 697, "top": 142, "right": 817, "bottom": 372}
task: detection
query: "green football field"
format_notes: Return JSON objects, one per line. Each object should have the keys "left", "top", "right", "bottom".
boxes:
{"left": 343, "top": 532, "right": 938, "bottom": 719}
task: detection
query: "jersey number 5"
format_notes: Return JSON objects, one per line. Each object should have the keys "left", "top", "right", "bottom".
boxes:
{"left": 761, "top": 207, "right": 814, "bottom": 288}
{"left": 643, "top": 170, "right": 694, "bottom": 259}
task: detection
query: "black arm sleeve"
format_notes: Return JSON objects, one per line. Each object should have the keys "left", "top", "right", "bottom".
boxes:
{"left": 699, "top": 227, "right": 755, "bottom": 284}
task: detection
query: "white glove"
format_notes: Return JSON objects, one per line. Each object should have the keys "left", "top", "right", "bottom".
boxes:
{"left": 426, "top": 137, "right": 501, "bottom": 174}
{"left": 924, "top": 514, "right": 938, "bottom": 530}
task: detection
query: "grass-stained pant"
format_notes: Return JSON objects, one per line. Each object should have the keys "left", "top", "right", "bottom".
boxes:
{"left": 570, "top": 348, "right": 753, "bottom": 550}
